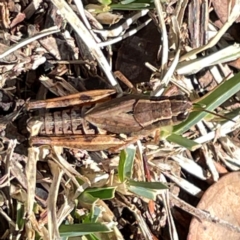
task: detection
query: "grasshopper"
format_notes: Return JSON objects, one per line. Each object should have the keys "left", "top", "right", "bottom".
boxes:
{"left": 27, "top": 89, "right": 192, "bottom": 151}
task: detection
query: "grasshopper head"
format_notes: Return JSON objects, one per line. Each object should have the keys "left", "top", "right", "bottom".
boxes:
{"left": 171, "top": 98, "right": 192, "bottom": 124}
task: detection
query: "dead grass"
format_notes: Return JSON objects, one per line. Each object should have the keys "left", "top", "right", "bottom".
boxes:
{"left": 0, "top": 0, "right": 240, "bottom": 239}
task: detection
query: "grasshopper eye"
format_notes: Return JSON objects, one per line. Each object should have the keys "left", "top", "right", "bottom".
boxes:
{"left": 177, "top": 111, "right": 189, "bottom": 121}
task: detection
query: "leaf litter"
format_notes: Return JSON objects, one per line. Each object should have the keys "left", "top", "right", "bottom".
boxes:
{"left": 0, "top": 0, "right": 240, "bottom": 239}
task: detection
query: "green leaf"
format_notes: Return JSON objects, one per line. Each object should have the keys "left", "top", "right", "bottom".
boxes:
{"left": 59, "top": 223, "right": 112, "bottom": 237}
{"left": 118, "top": 147, "right": 136, "bottom": 182}
{"left": 84, "top": 187, "right": 116, "bottom": 200}
{"left": 121, "top": 0, "right": 154, "bottom": 3}
{"left": 82, "top": 206, "right": 102, "bottom": 224}
{"left": 97, "top": 0, "right": 112, "bottom": 6}
{"left": 16, "top": 202, "right": 25, "bottom": 230}
{"left": 85, "top": 234, "right": 100, "bottom": 240}
{"left": 110, "top": 2, "right": 154, "bottom": 10}
{"left": 127, "top": 186, "right": 157, "bottom": 200}
{"left": 167, "top": 134, "right": 201, "bottom": 151}
{"left": 76, "top": 192, "right": 99, "bottom": 223}
{"left": 79, "top": 191, "right": 98, "bottom": 205}
{"left": 118, "top": 150, "right": 127, "bottom": 182}
{"left": 127, "top": 180, "right": 168, "bottom": 200}
{"left": 120, "top": 0, "right": 136, "bottom": 4}
{"left": 128, "top": 180, "right": 168, "bottom": 190}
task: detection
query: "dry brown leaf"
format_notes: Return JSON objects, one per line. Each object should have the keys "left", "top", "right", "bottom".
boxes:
{"left": 188, "top": 172, "right": 240, "bottom": 239}
{"left": 212, "top": 0, "right": 240, "bottom": 23}
{"left": 10, "top": 12, "right": 26, "bottom": 28}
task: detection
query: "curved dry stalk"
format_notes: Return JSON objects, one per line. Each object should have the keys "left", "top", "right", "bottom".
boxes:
{"left": 151, "top": 16, "right": 181, "bottom": 96}
{"left": 50, "top": 0, "right": 122, "bottom": 93}
{"left": 180, "top": 0, "right": 240, "bottom": 61}
{"left": 154, "top": 0, "right": 168, "bottom": 74}
{"left": 0, "top": 26, "right": 60, "bottom": 60}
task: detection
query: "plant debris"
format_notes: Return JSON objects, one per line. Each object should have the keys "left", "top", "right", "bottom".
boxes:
{"left": 0, "top": 0, "right": 240, "bottom": 239}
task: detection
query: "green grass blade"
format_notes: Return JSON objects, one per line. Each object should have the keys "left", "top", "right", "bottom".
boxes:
{"left": 127, "top": 185, "right": 157, "bottom": 200}
{"left": 128, "top": 180, "right": 168, "bottom": 190}
{"left": 16, "top": 202, "right": 25, "bottom": 230}
{"left": 172, "top": 72, "right": 240, "bottom": 135}
{"left": 127, "top": 180, "right": 168, "bottom": 200}
{"left": 84, "top": 187, "right": 116, "bottom": 200}
{"left": 59, "top": 223, "right": 111, "bottom": 237}
{"left": 110, "top": 2, "right": 154, "bottom": 10}
{"left": 118, "top": 147, "right": 136, "bottom": 182}
{"left": 167, "top": 134, "right": 201, "bottom": 151}
{"left": 118, "top": 150, "right": 127, "bottom": 182}
{"left": 85, "top": 234, "right": 100, "bottom": 240}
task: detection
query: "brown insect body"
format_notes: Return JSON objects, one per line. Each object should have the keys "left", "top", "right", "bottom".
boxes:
{"left": 33, "top": 107, "right": 84, "bottom": 136}
{"left": 85, "top": 94, "right": 192, "bottom": 135}
{"left": 28, "top": 91, "right": 192, "bottom": 151}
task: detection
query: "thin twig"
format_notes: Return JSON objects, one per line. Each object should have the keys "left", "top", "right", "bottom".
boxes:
{"left": 0, "top": 26, "right": 60, "bottom": 59}
{"left": 170, "top": 192, "right": 240, "bottom": 233}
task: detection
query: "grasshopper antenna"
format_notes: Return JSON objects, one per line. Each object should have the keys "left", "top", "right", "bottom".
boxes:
{"left": 192, "top": 103, "right": 236, "bottom": 123}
